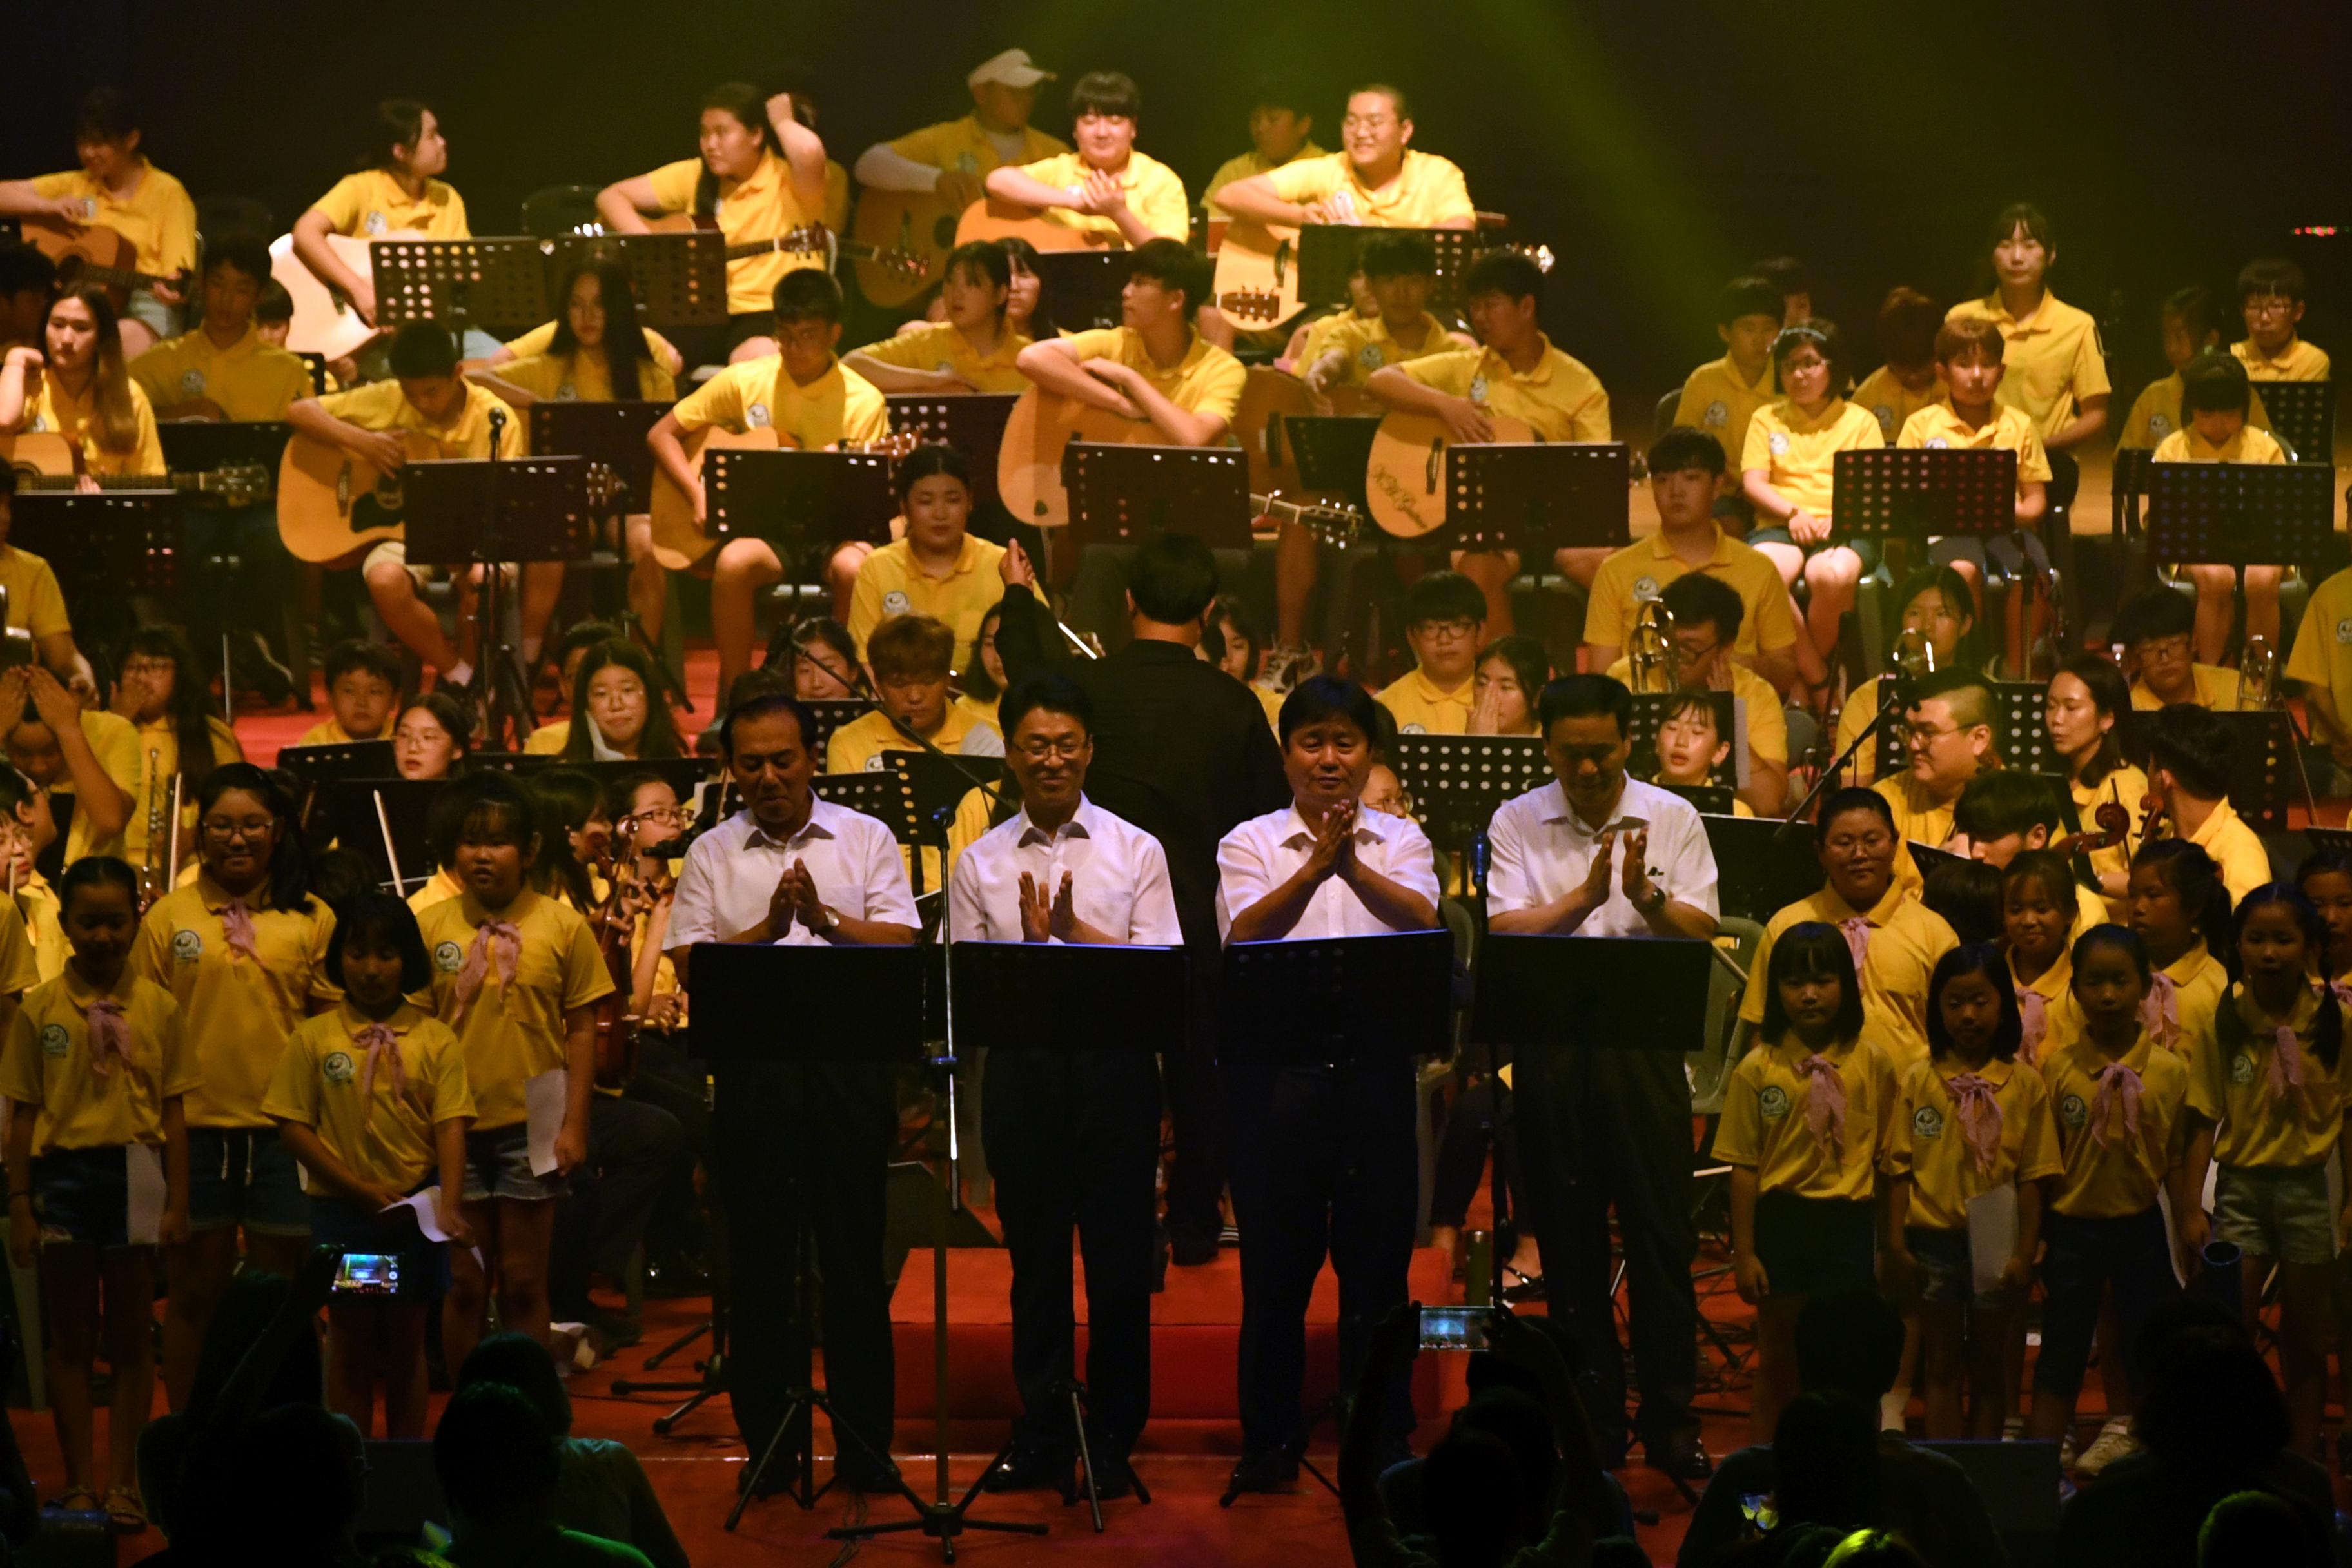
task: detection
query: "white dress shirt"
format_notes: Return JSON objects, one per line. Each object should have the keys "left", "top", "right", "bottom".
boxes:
{"left": 1485, "top": 776, "right": 1720, "bottom": 934}
{"left": 947, "top": 796, "right": 1184, "bottom": 945}
{"left": 1214, "top": 803, "right": 1442, "bottom": 942}
{"left": 667, "top": 800, "right": 919, "bottom": 950}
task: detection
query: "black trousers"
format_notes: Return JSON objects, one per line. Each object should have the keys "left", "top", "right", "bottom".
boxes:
{"left": 712, "top": 1056, "right": 896, "bottom": 1472}
{"left": 1427, "top": 1076, "right": 1524, "bottom": 1231}
{"left": 1224, "top": 1059, "right": 1418, "bottom": 1456}
{"left": 549, "top": 1092, "right": 693, "bottom": 1322}
{"left": 981, "top": 1044, "right": 1161, "bottom": 1459}
{"left": 1162, "top": 946, "right": 1226, "bottom": 1240}
{"left": 1511, "top": 1043, "right": 1698, "bottom": 1455}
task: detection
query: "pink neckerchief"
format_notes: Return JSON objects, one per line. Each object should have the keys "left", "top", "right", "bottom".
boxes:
{"left": 450, "top": 920, "right": 522, "bottom": 1024}
{"left": 2015, "top": 988, "right": 2050, "bottom": 1064}
{"left": 1944, "top": 1071, "right": 2004, "bottom": 1178}
{"left": 1836, "top": 917, "right": 1872, "bottom": 975}
{"left": 2268, "top": 1023, "right": 2308, "bottom": 1104}
{"left": 2141, "top": 972, "right": 2182, "bottom": 1052}
{"left": 2330, "top": 977, "right": 2352, "bottom": 1012}
{"left": 2091, "top": 1059, "right": 2144, "bottom": 1150}
{"left": 1796, "top": 1053, "right": 1848, "bottom": 1152}
{"left": 219, "top": 898, "right": 259, "bottom": 963}
{"left": 352, "top": 1023, "right": 406, "bottom": 1122}
{"left": 83, "top": 997, "right": 131, "bottom": 1077}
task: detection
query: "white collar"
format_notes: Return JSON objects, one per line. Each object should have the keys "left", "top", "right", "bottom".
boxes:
{"left": 1016, "top": 796, "right": 1097, "bottom": 847}
{"left": 741, "top": 802, "right": 839, "bottom": 852}
{"left": 1539, "top": 776, "right": 1652, "bottom": 839}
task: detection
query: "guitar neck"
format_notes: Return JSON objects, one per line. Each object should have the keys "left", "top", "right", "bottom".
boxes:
{"left": 22, "top": 471, "right": 211, "bottom": 495}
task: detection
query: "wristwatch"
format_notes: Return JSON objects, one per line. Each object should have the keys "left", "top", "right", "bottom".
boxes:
{"left": 1637, "top": 884, "right": 1669, "bottom": 918}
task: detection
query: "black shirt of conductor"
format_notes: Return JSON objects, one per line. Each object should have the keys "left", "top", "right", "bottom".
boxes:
{"left": 1483, "top": 672, "right": 1720, "bottom": 1482}
{"left": 662, "top": 693, "right": 916, "bottom": 1495}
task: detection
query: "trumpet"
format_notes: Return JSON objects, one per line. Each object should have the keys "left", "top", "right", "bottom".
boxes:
{"left": 2239, "top": 634, "right": 2280, "bottom": 710}
{"left": 1626, "top": 594, "right": 1678, "bottom": 694}
{"left": 137, "top": 749, "right": 168, "bottom": 911}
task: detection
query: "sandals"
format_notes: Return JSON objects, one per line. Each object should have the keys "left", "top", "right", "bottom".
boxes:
{"left": 101, "top": 1486, "right": 147, "bottom": 1533}
{"left": 48, "top": 1486, "right": 98, "bottom": 1514}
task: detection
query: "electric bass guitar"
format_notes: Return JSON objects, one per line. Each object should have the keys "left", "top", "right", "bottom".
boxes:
{"left": 269, "top": 230, "right": 422, "bottom": 360}
{"left": 643, "top": 426, "right": 918, "bottom": 573}
{"left": 17, "top": 218, "right": 190, "bottom": 316}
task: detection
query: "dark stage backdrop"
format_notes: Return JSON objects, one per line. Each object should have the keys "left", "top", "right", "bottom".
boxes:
{"left": 5, "top": 0, "right": 2349, "bottom": 411}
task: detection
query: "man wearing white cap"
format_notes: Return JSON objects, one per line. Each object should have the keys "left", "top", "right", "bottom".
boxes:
{"left": 853, "top": 50, "right": 1070, "bottom": 217}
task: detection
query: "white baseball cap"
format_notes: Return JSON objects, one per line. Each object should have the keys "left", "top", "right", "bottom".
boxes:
{"left": 968, "top": 49, "right": 1054, "bottom": 90}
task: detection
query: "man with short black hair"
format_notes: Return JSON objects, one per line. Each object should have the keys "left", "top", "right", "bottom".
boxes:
{"left": 1881, "top": 667, "right": 2000, "bottom": 850}
{"left": 1600, "top": 571, "right": 1789, "bottom": 815}
{"left": 2144, "top": 703, "right": 2270, "bottom": 902}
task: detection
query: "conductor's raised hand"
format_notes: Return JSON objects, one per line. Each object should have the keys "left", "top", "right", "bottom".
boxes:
{"left": 999, "top": 539, "right": 1037, "bottom": 591}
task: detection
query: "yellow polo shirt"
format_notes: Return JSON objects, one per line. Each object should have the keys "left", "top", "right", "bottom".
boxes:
{"left": 1897, "top": 402, "right": 2053, "bottom": 500}
{"left": 1398, "top": 337, "right": 1609, "bottom": 443}
{"left": 2182, "top": 799, "right": 2270, "bottom": 905}
{"left": 491, "top": 349, "right": 674, "bottom": 407}
{"left": 18, "top": 367, "right": 164, "bottom": 477}
{"left": 309, "top": 169, "right": 469, "bottom": 239}
{"left": 1012, "top": 151, "right": 1190, "bottom": 244}
{"left": 2041, "top": 1031, "right": 2192, "bottom": 1219}
{"left": 887, "top": 115, "right": 1069, "bottom": 177}
{"left": 416, "top": 889, "right": 611, "bottom": 1131}
{"left": 1583, "top": 525, "right": 1799, "bottom": 660}
{"left": 406, "top": 867, "right": 462, "bottom": 915}
{"left": 1850, "top": 364, "right": 1947, "bottom": 443}
{"left": 2014, "top": 946, "right": 2085, "bottom": 1065}
{"left": 1299, "top": 311, "right": 1457, "bottom": 386}
{"left": 2232, "top": 337, "right": 2331, "bottom": 382}
{"left": 1741, "top": 398, "right": 1884, "bottom": 524}
{"left": 2119, "top": 372, "right": 2271, "bottom": 449}
{"left": 848, "top": 534, "right": 1006, "bottom": 671}
{"left": 827, "top": 701, "right": 997, "bottom": 775}
{"left": 295, "top": 715, "right": 397, "bottom": 747}
{"left": 642, "top": 150, "right": 821, "bottom": 316}
{"left": 1604, "top": 658, "right": 1787, "bottom": 765}
{"left": 263, "top": 1002, "right": 474, "bottom": 1194}
{"left": 0, "top": 967, "right": 191, "bottom": 1153}
{"left": 824, "top": 160, "right": 850, "bottom": 235}
{"left": 2190, "top": 985, "right": 2352, "bottom": 1169}
{"left": 1888, "top": 1055, "right": 2062, "bottom": 1230}
{"left": 132, "top": 874, "right": 338, "bottom": 1130}
{"left": 57, "top": 709, "right": 142, "bottom": 865}
{"left": 522, "top": 721, "right": 570, "bottom": 757}
{"left": 850, "top": 321, "right": 1032, "bottom": 394}
{"left": 130, "top": 326, "right": 311, "bottom": 421}
{"left": 30, "top": 165, "right": 198, "bottom": 277}
{"left": 2288, "top": 567, "right": 2352, "bottom": 741}
{"left": 2128, "top": 663, "right": 2241, "bottom": 712}
{"left": 2150, "top": 425, "right": 2288, "bottom": 466}
{"left": 0, "top": 897, "right": 41, "bottom": 999}
{"left": 0, "top": 547, "right": 69, "bottom": 642}
{"left": 2072, "top": 762, "right": 2152, "bottom": 890}
{"left": 2158, "top": 943, "right": 2228, "bottom": 1061}
{"left": 15, "top": 877, "right": 64, "bottom": 985}
{"left": 1672, "top": 353, "right": 1778, "bottom": 471}
{"left": 1874, "top": 773, "right": 1958, "bottom": 852}
{"left": 1375, "top": 667, "right": 1475, "bottom": 736}
{"left": 1259, "top": 150, "right": 1475, "bottom": 229}
{"left": 504, "top": 321, "right": 683, "bottom": 380}
{"left": 1832, "top": 675, "right": 1903, "bottom": 788}
{"left": 1204, "top": 142, "right": 1330, "bottom": 206}
{"left": 1743, "top": 881, "right": 1959, "bottom": 1068}
{"left": 124, "top": 716, "right": 244, "bottom": 871}
{"left": 316, "top": 378, "right": 522, "bottom": 458}
{"left": 1712, "top": 1034, "right": 1901, "bottom": 1200}
{"left": 1061, "top": 328, "right": 1246, "bottom": 423}
{"left": 670, "top": 355, "right": 888, "bottom": 451}
{"left": 1945, "top": 293, "right": 2112, "bottom": 440}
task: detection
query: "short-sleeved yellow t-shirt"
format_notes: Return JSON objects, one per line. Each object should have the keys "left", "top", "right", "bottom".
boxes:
{"left": 503, "top": 321, "right": 683, "bottom": 379}
{"left": 316, "top": 379, "right": 522, "bottom": 459}
{"left": 1673, "top": 353, "right": 1778, "bottom": 471}
{"left": 18, "top": 367, "right": 164, "bottom": 477}
{"left": 132, "top": 874, "right": 339, "bottom": 1130}
{"left": 1743, "top": 882, "right": 1959, "bottom": 1069}
{"left": 848, "top": 534, "right": 1006, "bottom": 671}
{"left": 1875, "top": 774, "right": 1956, "bottom": 856}
{"left": 1886, "top": 1055, "right": 2063, "bottom": 1230}
{"left": 2128, "top": 662, "right": 2242, "bottom": 713}
{"left": 309, "top": 169, "right": 469, "bottom": 240}
{"left": 1398, "top": 338, "right": 1610, "bottom": 443}
{"left": 1375, "top": 667, "right": 1475, "bottom": 736}
{"left": 1741, "top": 398, "right": 1883, "bottom": 525}
{"left": 2232, "top": 337, "right": 2331, "bottom": 382}
{"left": 1897, "top": 402, "right": 2054, "bottom": 498}
{"left": 130, "top": 326, "right": 312, "bottom": 422}
{"left": 1203, "top": 142, "right": 1330, "bottom": 206}
{"left": 1299, "top": 311, "right": 1456, "bottom": 386}
{"left": 2182, "top": 799, "right": 2272, "bottom": 907}
{"left": 669, "top": 356, "right": 890, "bottom": 451}
{"left": 850, "top": 321, "right": 1032, "bottom": 394}
{"left": 642, "top": 151, "right": 822, "bottom": 316}
{"left": 1603, "top": 657, "right": 1787, "bottom": 767}
{"left": 492, "top": 349, "right": 675, "bottom": 409}
{"left": 0, "top": 966, "right": 193, "bottom": 1153}
{"left": 294, "top": 715, "right": 397, "bottom": 747}
{"left": 0, "top": 897, "right": 40, "bottom": 1001}
{"left": 0, "top": 547, "right": 70, "bottom": 643}
{"left": 262, "top": 1002, "right": 475, "bottom": 1195}
{"left": 2120, "top": 372, "right": 2271, "bottom": 449}
{"left": 1583, "top": 526, "right": 1798, "bottom": 660}
{"left": 1259, "top": 150, "right": 1475, "bottom": 229}
{"left": 2041, "top": 1032, "right": 2192, "bottom": 1219}
{"left": 57, "top": 709, "right": 142, "bottom": 865}
{"left": 828, "top": 702, "right": 997, "bottom": 776}
{"left": 1011, "top": 151, "right": 1190, "bottom": 244}
{"left": 1061, "top": 328, "right": 1246, "bottom": 424}
{"left": 2150, "top": 425, "right": 2288, "bottom": 466}
{"left": 2188, "top": 985, "right": 2352, "bottom": 1169}
{"left": 1712, "top": 1034, "right": 1901, "bottom": 1200}
{"left": 30, "top": 165, "right": 198, "bottom": 277}
{"left": 887, "top": 115, "right": 1069, "bottom": 177}
{"left": 1850, "top": 364, "right": 1947, "bottom": 443}
{"left": 2288, "top": 566, "right": 2352, "bottom": 742}
{"left": 416, "top": 889, "right": 612, "bottom": 1131}
{"left": 1945, "top": 293, "right": 2111, "bottom": 441}
{"left": 124, "top": 716, "right": 243, "bottom": 871}
{"left": 14, "top": 878, "right": 64, "bottom": 986}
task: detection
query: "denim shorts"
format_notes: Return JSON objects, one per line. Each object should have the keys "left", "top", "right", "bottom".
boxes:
{"left": 2213, "top": 1164, "right": 2336, "bottom": 1267}
{"left": 308, "top": 1193, "right": 447, "bottom": 1302}
{"left": 1753, "top": 1190, "right": 1876, "bottom": 1298}
{"left": 30, "top": 1145, "right": 135, "bottom": 1248}
{"left": 462, "top": 1126, "right": 565, "bottom": 1204}
{"left": 1744, "top": 527, "right": 1883, "bottom": 574}
{"left": 1906, "top": 1224, "right": 2021, "bottom": 1309}
{"left": 187, "top": 1126, "right": 311, "bottom": 1236}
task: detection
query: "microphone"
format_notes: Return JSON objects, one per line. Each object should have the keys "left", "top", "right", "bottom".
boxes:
{"left": 488, "top": 406, "right": 507, "bottom": 440}
{"left": 1467, "top": 830, "right": 1491, "bottom": 900}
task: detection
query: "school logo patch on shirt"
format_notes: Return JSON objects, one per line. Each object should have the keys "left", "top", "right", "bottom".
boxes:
{"left": 433, "top": 940, "right": 466, "bottom": 975}
{"left": 2059, "top": 1092, "right": 2088, "bottom": 1130}
{"left": 322, "top": 1050, "right": 356, "bottom": 1085}
{"left": 37, "top": 1024, "right": 68, "bottom": 1059}
{"left": 1467, "top": 375, "right": 1490, "bottom": 407}
{"left": 1702, "top": 400, "right": 1729, "bottom": 428}
{"left": 364, "top": 211, "right": 388, "bottom": 237}
{"left": 1358, "top": 344, "right": 1384, "bottom": 371}
{"left": 1633, "top": 575, "right": 1660, "bottom": 600}
{"left": 179, "top": 369, "right": 208, "bottom": 397}
{"left": 554, "top": 384, "right": 579, "bottom": 402}
{"left": 1400, "top": 722, "right": 1427, "bottom": 736}
{"left": 25, "top": 416, "right": 45, "bottom": 435}
{"left": 1873, "top": 406, "right": 1897, "bottom": 437}
{"left": 1758, "top": 1084, "right": 1790, "bottom": 1121}
{"left": 1912, "top": 1105, "right": 1945, "bottom": 1140}
{"left": 75, "top": 198, "right": 97, "bottom": 221}
{"left": 745, "top": 403, "right": 772, "bottom": 430}
{"left": 863, "top": 755, "right": 887, "bottom": 772}
{"left": 955, "top": 152, "right": 979, "bottom": 175}
{"left": 1767, "top": 432, "right": 1790, "bottom": 456}
{"left": 882, "top": 591, "right": 911, "bottom": 616}
{"left": 170, "top": 930, "right": 203, "bottom": 964}
{"left": 2230, "top": 1052, "right": 2257, "bottom": 1086}
{"left": 1925, "top": 436, "right": 1950, "bottom": 449}
{"left": 2149, "top": 413, "right": 2172, "bottom": 438}
{"left": 2333, "top": 616, "right": 2352, "bottom": 645}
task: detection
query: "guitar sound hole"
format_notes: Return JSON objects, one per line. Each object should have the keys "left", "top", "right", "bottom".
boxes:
{"left": 932, "top": 216, "right": 957, "bottom": 250}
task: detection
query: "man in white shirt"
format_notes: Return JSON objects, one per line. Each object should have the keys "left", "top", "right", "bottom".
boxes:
{"left": 1483, "top": 674, "right": 1719, "bottom": 1481}
{"left": 1215, "top": 676, "right": 1441, "bottom": 1496}
{"left": 948, "top": 673, "right": 1180, "bottom": 1499}
{"left": 665, "top": 692, "right": 917, "bottom": 1497}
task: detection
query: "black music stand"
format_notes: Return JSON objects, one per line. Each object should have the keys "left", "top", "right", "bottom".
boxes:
{"left": 1286, "top": 415, "right": 1384, "bottom": 517}
{"left": 1029, "top": 253, "right": 1131, "bottom": 334}
{"left": 706, "top": 449, "right": 897, "bottom": 554}
{"left": 887, "top": 752, "right": 1004, "bottom": 840}
{"left": 1447, "top": 442, "right": 1631, "bottom": 558}
{"left": 800, "top": 698, "right": 881, "bottom": 759}
{"left": 887, "top": 394, "right": 1021, "bottom": 515}
{"left": 1703, "top": 814, "right": 1827, "bottom": 925}
{"left": 155, "top": 420, "right": 293, "bottom": 482}
{"left": 683, "top": 942, "right": 938, "bottom": 1529}
{"left": 2251, "top": 382, "right": 2335, "bottom": 467}
{"left": 2116, "top": 708, "right": 2303, "bottom": 835}
{"left": 1296, "top": 227, "right": 1482, "bottom": 311}
{"left": 1657, "top": 782, "right": 1736, "bottom": 815}
{"left": 1834, "top": 448, "right": 2021, "bottom": 544}
{"left": 464, "top": 754, "right": 711, "bottom": 806}
{"left": 554, "top": 233, "right": 730, "bottom": 331}
{"left": 2142, "top": 461, "right": 2336, "bottom": 574}
{"left": 529, "top": 398, "right": 686, "bottom": 704}
{"left": 368, "top": 238, "right": 550, "bottom": 339}
{"left": 1625, "top": 690, "right": 1740, "bottom": 790}
{"left": 404, "top": 456, "right": 597, "bottom": 751}
{"left": 276, "top": 739, "right": 397, "bottom": 838}
{"left": 1063, "top": 443, "right": 1254, "bottom": 552}
{"left": 1873, "top": 680, "right": 2056, "bottom": 778}
{"left": 321, "top": 778, "right": 440, "bottom": 895}
{"left": 12, "top": 492, "right": 181, "bottom": 651}
{"left": 1385, "top": 734, "right": 1550, "bottom": 855}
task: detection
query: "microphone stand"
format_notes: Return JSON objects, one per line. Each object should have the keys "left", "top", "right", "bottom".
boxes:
{"left": 1774, "top": 675, "right": 1914, "bottom": 842}
{"left": 884, "top": 710, "right": 1013, "bottom": 819}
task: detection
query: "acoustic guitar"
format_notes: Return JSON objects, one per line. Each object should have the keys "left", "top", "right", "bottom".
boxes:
{"left": 995, "top": 386, "right": 1163, "bottom": 528}
{"left": 274, "top": 429, "right": 457, "bottom": 565}
{"left": 952, "top": 198, "right": 1124, "bottom": 254}
{"left": 643, "top": 426, "right": 918, "bottom": 573}
{"left": 1213, "top": 233, "right": 1559, "bottom": 331}
{"left": 637, "top": 215, "right": 923, "bottom": 282}
{"left": 1, "top": 431, "right": 270, "bottom": 505}
{"left": 1361, "top": 410, "right": 1541, "bottom": 540}
{"left": 269, "top": 230, "right": 420, "bottom": 361}
{"left": 17, "top": 218, "right": 190, "bottom": 316}
{"left": 1230, "top": 366, "right": 1375, "bottom": 501}
{"left": 848, "top": 189, "right": 963, "bottom": 308}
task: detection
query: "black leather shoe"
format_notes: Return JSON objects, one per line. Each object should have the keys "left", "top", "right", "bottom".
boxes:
{"left": 834, "top": 1456, "right": 903, "bottom": 1495}
{"left": 1220, "top": 1449, "right": 1298, "bottom": 1502}
{"left": 1168, "top": 1222, "right": 1220, "bottom": 1266}
{"left": 1648, "top": 1429, "right": 1713, "bottom": 1480}
{"left": 981, "top": 1446, "right": 1072, "bottom": 1493}
{"left": 1086, "top": 1454, "right": 1137, "bottom": 1501}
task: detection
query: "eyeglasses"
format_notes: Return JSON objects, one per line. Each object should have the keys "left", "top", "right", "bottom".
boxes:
{"left": 119, "top": 659, "right": 175, "bottom": 680}
{"left": 1905, "top": 724, "right": 1961, "bottom": 745}
{"left": 2245, "top": 297, "right": 2297, "bottom": 317}
{"left": 201, "top": 818, "right": 273, "bottom": 841}
{"left": 626, "top": 805, "right": 689, "bottom": 827}
{"left": 1014, "top": 737, "right": 1086, "bottom": 762}
{"left": 1341, "top": 113, "right": 1396, "bottom": 131}
{"left": 1414, "top": 618, "right": 1481, "bottom": 642}
{"left": 1673, "top": 636, "right": 1721, "bottom": 662}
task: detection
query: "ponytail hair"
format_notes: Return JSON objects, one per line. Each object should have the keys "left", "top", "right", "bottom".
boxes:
{"left": 361, "top": 99, "right": 433, "bottom": 173}
{"left": 694, "top": 83, "right": 770, "bottom": 219}
{"left": 2133, "top": 839, "right": 2233, "bottom": 971}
